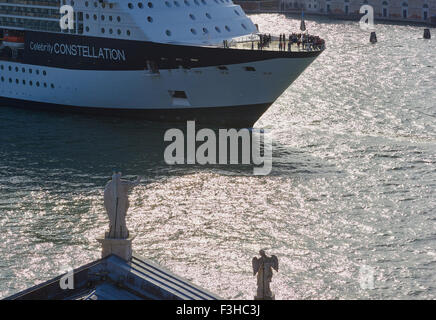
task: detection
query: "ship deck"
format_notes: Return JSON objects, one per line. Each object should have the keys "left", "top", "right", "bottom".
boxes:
{"left": 213, "top": 34, "right": 326, "bottom": 53}
{"left": 231, "top": 40, "right": 325, "bottom": 52}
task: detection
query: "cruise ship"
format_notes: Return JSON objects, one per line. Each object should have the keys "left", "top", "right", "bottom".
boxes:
{"left": 0, "top": 0, "right": 324, "bottom": 127}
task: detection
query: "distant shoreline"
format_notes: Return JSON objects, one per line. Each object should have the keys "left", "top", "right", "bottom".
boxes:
{"left": 245, "top": 10, "right": 436, "bottom": 28}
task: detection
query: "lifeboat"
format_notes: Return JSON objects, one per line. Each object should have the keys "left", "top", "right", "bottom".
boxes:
{"left": 1, "top": 30, "right": 25, "bottom": 48}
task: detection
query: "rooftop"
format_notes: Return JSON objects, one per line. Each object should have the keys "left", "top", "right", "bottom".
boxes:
{"left": 5, "top": 255, "right": 220, "bottom": 300}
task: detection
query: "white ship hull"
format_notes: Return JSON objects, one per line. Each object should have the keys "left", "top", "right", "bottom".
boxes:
{"left": 0, "top": 31, "right": 322, "bottom": 127}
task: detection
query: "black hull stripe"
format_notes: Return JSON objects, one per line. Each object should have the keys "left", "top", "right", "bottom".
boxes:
{"left": 0, "top": 31, "right": 322, "bottom": 71}
{"left": 0, "top": 96, "right": 272, "bottom": 128}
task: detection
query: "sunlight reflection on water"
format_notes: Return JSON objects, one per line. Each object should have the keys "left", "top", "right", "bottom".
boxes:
{"left": 1, "top": 14, "right": 435, "bottom": 299}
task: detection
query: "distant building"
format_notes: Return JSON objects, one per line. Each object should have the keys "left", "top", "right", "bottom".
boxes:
{"left": 313, "top": 0, "right": 436, "bottom": 21}
{"left": 237, "top": 0, "right": 436, "bottom": 23}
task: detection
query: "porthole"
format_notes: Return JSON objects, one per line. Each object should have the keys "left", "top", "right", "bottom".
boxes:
{"left": 101, "top": 28, "right": 105, "bottom": 33}
{"left": 22, "top": 80, "right": 26, "bottom": 85}
{"left": 203, "top": 27, "right": 208, "bottom": 34}
{"left": 138, "top": 2, "right": 143, "bottom": 8}
{"left": 22, "top": 67, "right": 25, "bottom": 73}
{"left": 117, "top": 16, "right": 121, "bottom": 22}
{"left": 191, "top": 28, "right": 197, "bottom": 35}
{"left": 86, "top": 26, "right": 90, "bottom": 32}
{"left": 101, "top": 15, "right": 105, "bottom": 21}
{"left": 8, "top": 78, "right": 12, "bottom": 83}
{"left": 215, "top": 26, "right": 221, "bottom": 33}
{"left": 184, "top": 0, "right": 190, "bottom": 5}
{"left": 201, "top": 0, "right": 206, "bottom": 4}
{"left": 1, "top": 76, "right": 4, "bottom": 81}
{"left": 234, "top": 10, "right": 240, "bottom": 16}
{"left": 36, "top": 82, "right": 40, "bottom": 87}
{"left": 109, "top": 29, "right": 113, "bottom": 34}
{"left": 148, "top": 2, "right": 153, "bottom": 8}
{"left": 174, "top": 1, "right": 180, "bottom": 6}
{"left": 127, "top": 30, "right": 131, "bottom": 36}
{"left": 93, "top": 14, "right": 97, "bottom": 20}
{"left": 15, "top": 79, "right": 19, "bottom": 84}
{"left": 225, "top": 25, "right": 230, "bottom": 32}
{"left": 189, "top": 14, "right": 195, "bottom": 20}
{"left": 36, "top": 70, "right": 39, "bottom": 75}
{"left": 166, "top": 30, "right": 172, "bottom": 36}
{"left": 8, "top": 66, "right": 11, "bottom": 71}
{"left": 147, "top": 16, "right": 153, "bottom": 23}
{"left": 51, "top": 84, "right": 55, "bottom": 89}
{"left": 128, "top": 3, "right": 133, "bottom": 9}
{"left": 44, "top": 83, "right": 47, "bottom": 88}
{"left": 194, "top": 0, "right": 199, "bottom": 5}
{"left": 165, "top": 1, "right": 171, "bottom": 7}
{"left": 241, "top": 23, "right": 247, "bottom": 30}
{"left": 206, "top": 13, "right": 211, "bottom": 19}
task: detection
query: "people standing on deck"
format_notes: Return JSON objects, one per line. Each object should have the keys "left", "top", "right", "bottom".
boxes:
{"left": 282, "top": 34, "right": 286, "bottom": 51}
{"left": 254, "top": 32, "right": 323, "bottom": 52}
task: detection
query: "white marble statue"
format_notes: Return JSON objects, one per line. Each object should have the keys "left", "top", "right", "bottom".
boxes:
{"left": 104, "top": 173, "right": 142, "bottom": 239}
{"left": 252, "top": 250, "right": 279, "bottom": 300}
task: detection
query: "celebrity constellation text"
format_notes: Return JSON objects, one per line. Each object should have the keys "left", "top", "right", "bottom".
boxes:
{"left": 29, "top": 41, "right": 127, "bottom": 62}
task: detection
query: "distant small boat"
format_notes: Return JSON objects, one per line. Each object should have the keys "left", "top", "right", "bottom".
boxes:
{"left": 370, "top": 32, "right": 378, "bottom": 44}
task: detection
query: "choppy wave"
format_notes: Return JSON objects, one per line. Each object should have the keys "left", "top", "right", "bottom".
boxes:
{"left": 0, "top": 15, "right": 435, "bottom": 299}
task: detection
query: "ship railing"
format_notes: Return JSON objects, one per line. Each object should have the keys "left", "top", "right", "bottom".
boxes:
{"left": 219, "top": 33, "right": 325, "bottom": 53}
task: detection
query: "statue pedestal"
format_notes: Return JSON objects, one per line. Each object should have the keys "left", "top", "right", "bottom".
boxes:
{"left": 97, "top": 236, "right": 135, "bottom": 261}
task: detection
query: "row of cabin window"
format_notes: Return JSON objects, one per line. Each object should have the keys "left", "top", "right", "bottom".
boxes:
{"left": 62, "top": 1, "right": 115, "bottom": 9}
{"left": 128, "top": 0, "right": 233, "bottom": 9}
{"left": 0, "top": 77, "right": 55, "bottom": 88}
{"left": 166, "top": 22, "right": 247, "bottom": 36}
{"left": 0, "top": 65, "right": 47, "bottom": 76}
{"left": 85, "top": 1, "right": 114, "bottom": 9}
{"left": 85, "top": 26, "right": 132, "bottom": 36}
{"left": 85, "top": 13, "right": 122, "bottom": 22}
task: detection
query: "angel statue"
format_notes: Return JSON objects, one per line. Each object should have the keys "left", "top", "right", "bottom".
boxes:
{"left": 252, "top": 250, "right": 279, "bottom": 300}
{"left": 104, "top": 172, "right": 142, "bottom": 239}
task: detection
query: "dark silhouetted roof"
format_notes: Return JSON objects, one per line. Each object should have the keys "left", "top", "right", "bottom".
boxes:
{"left": 5, "top": 255, "right": 219, "bottom": 300}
